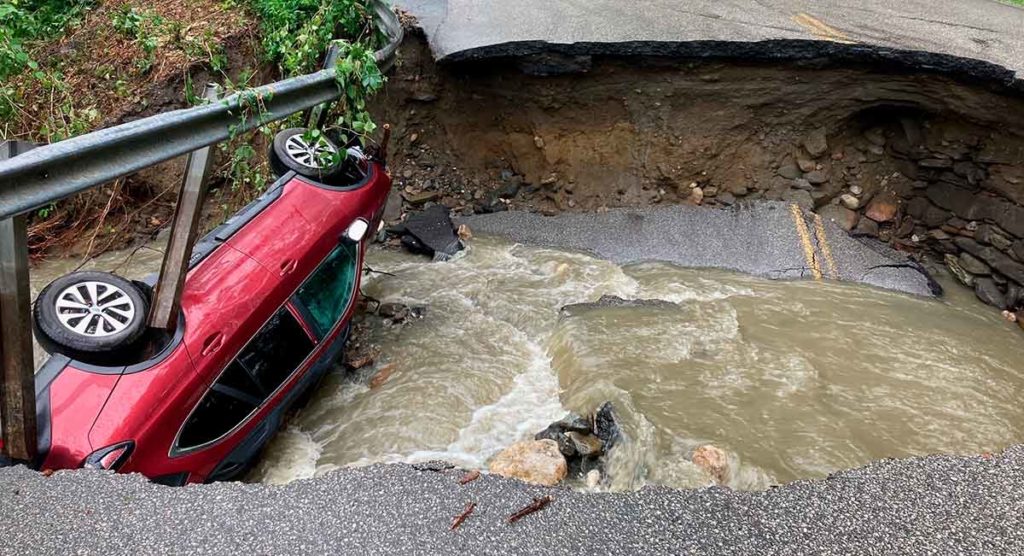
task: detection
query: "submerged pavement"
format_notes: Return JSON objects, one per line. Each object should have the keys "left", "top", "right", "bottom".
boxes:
{"left": 399, "top": 0, "right": 1024, "bottom": 85}
{"left": 462, "top": 203, "right": 938, "bottom": 297}
{"left": 2, "top": 446, "right": 1023, "bottom": 554}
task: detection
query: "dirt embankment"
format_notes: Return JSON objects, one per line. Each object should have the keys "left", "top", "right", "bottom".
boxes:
{"left": 9, "top": 0, "right": 267, "bottom": 260}
{"left": 376, "top": 32, "right": 1024, "bottom": 312}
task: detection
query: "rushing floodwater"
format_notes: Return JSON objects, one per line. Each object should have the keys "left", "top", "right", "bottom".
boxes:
{"left": 249, "top": 236, "right": 1024, "bottom": 490}
{"left": 28, "top": 234, "right": 1024, "bottom": 491}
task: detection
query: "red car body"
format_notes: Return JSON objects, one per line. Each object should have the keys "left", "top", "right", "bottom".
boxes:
{"left": 32, "top": 162, "right": 390, "bottom": 484}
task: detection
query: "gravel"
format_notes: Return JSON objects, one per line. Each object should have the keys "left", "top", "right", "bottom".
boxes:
{"left": 2, "top": 445, "right": 1023, "bottom": 554}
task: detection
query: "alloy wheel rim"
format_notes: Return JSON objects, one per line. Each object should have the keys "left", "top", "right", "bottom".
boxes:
{"left": 54, "top": 281, "right": 136, "bottom": 337}
{"left": 284, "top": 134, "right": 337, "bottom": 169}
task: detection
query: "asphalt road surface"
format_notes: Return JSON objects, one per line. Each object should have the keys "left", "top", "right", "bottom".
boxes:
{"left": 462, "top": 203, "right": 938, "bottom": 297}
{"left": 2, "top": 446, "right": 1023, "bottom": 555}
{"left": 398, "top": 0, "right": 1024, "bottom": 82}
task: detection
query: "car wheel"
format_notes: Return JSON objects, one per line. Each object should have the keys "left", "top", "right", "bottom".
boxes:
{"left": 34, "top": 271, "right": 149, "bottom": 355}
{"left": 269, "top": 127, "right": 343, "bottom": 179}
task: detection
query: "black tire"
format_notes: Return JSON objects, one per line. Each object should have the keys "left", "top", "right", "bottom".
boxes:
{"left": 33, "top": 271, "right": 149, "bottom": 355}
{"left": 269, "top": 127, "right": 343, "bottom": 179}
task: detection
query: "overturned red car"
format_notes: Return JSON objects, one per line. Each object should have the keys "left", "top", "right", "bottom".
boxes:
{"left": 25, "top": 128, "right": 390, "bottom": 485}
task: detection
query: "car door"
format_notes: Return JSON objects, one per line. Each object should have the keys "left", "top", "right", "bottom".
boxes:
{"left": 173, "top": 304, "right": 316, "bottom": 455}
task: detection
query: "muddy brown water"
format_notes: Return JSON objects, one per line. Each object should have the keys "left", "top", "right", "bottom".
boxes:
{"left": 249, "top": 236, "right": 1023, "bottom": 491}
{"left": 29, "top": 235, "right": 1023, "bottom": 491}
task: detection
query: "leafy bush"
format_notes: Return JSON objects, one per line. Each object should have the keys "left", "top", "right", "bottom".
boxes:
{"left": 0, "top": 0, "right": 93, "bottom": 81}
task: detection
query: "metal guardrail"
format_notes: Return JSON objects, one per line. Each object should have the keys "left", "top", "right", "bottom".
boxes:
{"left": 0, "top": 0, "right": 402, "bottom": 220}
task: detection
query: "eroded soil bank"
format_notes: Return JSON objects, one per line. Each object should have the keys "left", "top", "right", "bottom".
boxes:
{"left": 378, "top": 32, "right": 1024, "bottom": 314}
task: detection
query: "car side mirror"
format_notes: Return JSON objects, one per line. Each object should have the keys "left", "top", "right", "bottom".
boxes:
{"left": 341, "top": 218, "right": 370, "bottom": 244}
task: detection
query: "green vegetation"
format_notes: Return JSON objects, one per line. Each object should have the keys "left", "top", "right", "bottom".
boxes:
{"left": 0, "top": 0, "right": 93, "bottom": 81}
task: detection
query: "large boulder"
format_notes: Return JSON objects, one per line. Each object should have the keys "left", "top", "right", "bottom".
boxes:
{"left": 488, "top": 440, "right": 567, "bottom": 486}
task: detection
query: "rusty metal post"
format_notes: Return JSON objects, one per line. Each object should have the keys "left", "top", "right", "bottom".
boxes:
{"left": 147, "top": 84, "right": 220, "bottom": 331}
{"left": 0, "top": 141, "right": 37, "bottom": 461}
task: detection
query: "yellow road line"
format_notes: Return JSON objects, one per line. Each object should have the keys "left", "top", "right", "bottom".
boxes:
{"left": 789, "top": 204, "right": 822, "bottom": 281}
{"left": 812, "top": 213, "right": 840, "bottom": 280}
{"left": 792, "top": 13, "right": 855, "bottom": 44}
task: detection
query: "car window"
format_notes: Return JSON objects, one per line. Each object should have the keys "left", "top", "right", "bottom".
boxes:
{"left": 294, "top": 242, "right": 359, "bottom": 337}
{"left": 176, "top": 307, "right": 314, "bottom": 451}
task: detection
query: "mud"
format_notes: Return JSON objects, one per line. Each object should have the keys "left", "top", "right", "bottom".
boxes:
{"left": 377, "top": 31, "right": 1024, "bottom": 310}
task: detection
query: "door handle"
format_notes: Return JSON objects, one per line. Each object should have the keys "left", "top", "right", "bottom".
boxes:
{"left": 280, "top": 259, "right": 298, "bottom": 276}
{"left": 201, "top": 332, "right": 224, "bottom": 357}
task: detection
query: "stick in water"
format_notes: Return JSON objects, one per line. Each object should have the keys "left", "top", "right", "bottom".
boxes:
{"left": 451, "top": 502, "right": 476, "bottom": 531}
{"left": 507, "top": 496, "right": 553, "bottom": 524}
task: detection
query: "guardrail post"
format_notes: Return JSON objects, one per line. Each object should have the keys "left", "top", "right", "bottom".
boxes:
{"left": 147, "top": 84, "right": 220, "bottom": 331}
{"left": 0, "top": 141, "right": 37, "bottom": 462}
{"left": 305, "top": 43, "right": 343, "bottom": 130}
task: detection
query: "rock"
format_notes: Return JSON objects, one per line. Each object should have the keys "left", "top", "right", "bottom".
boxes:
{"left": 402, "top": 190, "right": 441, "bottom": 205}
{"left": 792, "top": 178, "right": 814, "bottom": 191}
{"left": 919, "top": 158, "right": 954, "bottom": 169}
{"left": 403, "top": 205, "right": 463, "bottom": 259}
{"left": 781, "top": 189, "right": 813, "bottom": 210}
{"left": 704, "top": 186, "right": 719, "bottom": 197}
{"left": 566, "top": 432, "right": 604, "bottom": 458}
{"left": 692, "top": 445, "right": 729, "bottom": 484}
{"left": 818, "top": 205, "right": 859, "bottom": 232}
{"left": 717, "top": 192, "right": 736, "bottom": 206}
{"left": 534, "top": 426, "right": 576, "bottom": 458}
{"left": 592, "top": 402, "right": 621, "bottom": 451}
{"left": 975, "top": 224, "right": 1013, "bottom": 251}
{"left": 533, "top": 136, "right": 545, "bottom": 149}
{"left": 382, "top": 189, "right": 403, "bottom": 223}
{"left": 926, "top": 182, "right": 975, "bottom": 217}
{"left": 1013, "top": 240, "right": 1024, "bottom": 261}
{"left": 689, "top": 187, "right": 704, "bottom": 205}
{"left": 585, "top": 469, "right": 601, "bottom": 489}
{"left": 457, "top": 224, "right": 473, "bottom": 241}
{"left": 954, "top": 237, "right": 1024, "bottom": 286}
{"left": 958, "top": 252, "right": 991, "bottom": 275}
{"left": 777, "top": 164, "right": 802, "bottom": 180}
{"left": 974, "top": 278, "right": 1007, "bottom": 309}
{"left": 378, "top": 302, "right": 409, "bottom": 319}
{"left": 945, "top": 254, "right": 975, "bottom": 287}
{"left": 922, "top": 204, "right": 952, "bottom": 228}
{"left": 864, "top": 127, "right": 886, "bottom": 147}
{"left": 849, "top": 185, "right": 863, "bottom": 196}
{"left": 865, "top": 192, "right": 900, "bottom": 223}
{"left": 803, "top": 127, "right": 829, "bottom": 158}
{"left": 497, "top": 177, "right": 523, "bottom": 199}
{"left": 839, "top": 194, "right": 860, "bottom": 210}
{"left": 796, "top": 157, "right": 816, "bottom": 173}
{"left": 730, "top": 184, "right": 749, "bottom": 196}
{"left": 488, "top": 440, "right": 567, "bottom": 486}
{"left": 854, "top": 217, "right": 879, "bottom": 237}
{"left": 906, "top": 197, "right": 930, "bottom": 219}
{"left": 804, "top": 170, "right": 829, "bottom": 185}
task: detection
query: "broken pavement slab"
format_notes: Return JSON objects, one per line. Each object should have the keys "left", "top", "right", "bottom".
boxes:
{"left": 461, "top": 203, "right": 937, "bottom": 297}
{"left": 398, "top": 0, "right": 1024, "bottom": 87}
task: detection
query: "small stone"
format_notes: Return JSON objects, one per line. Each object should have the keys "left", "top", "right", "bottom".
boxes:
{"left": 782, "top": 189, "right": 813, "bottom": 210}
{"left": 730, "top": 184, "right": 749, "bottom": 196}
{"left": 566, "top": 432, "right": 604, "bottom": 458}
{"left": 804, "top": 170, "right": 829, "bottom": 185}
{"left": 717, "top": 192, "right": 736, "bottom": 206}
{"left": 818, "top": 205, "right": 858, "bottom": 232}
{"left": 409, "top": 133, "right": 419, "bottom": 144}
{"left": 975, "top": 278, "right": 1007, "bottom": 309}
{"left": 958, "top": 252, "right": 990, "bottom": 275}
{"left": 457, "top": 224, "right": 473, "bottom": 241}
{"left": 864, "top": 127, "right": 886, "bottom": 147}
{"left": 945, "top": 254, "right": 975, "bottom": 287}
{"left": 692, "top": 445, "right": 729, "bottom": 484}
{"left": 489, "top": 440, "right": 567, "bottom": 486}
{"left": 534, "top": 136, "right": 545, "bottom": 149}
{"left": 777, "top": 164, "right": 802, "bottom": 180}
{"left": 803, "top": 127, "right": 829, "bottom": 158}
{"left": 792, "top": 178, "right": 814, "bottom": 191}
{"left": 849, "top": 185, "right": 863, "bottom": 196}
{"left": 704, "top": 186, "right": 719, "bottom": 197}
{"left": 865, "top": 192, "right": 899, "bottom": 223}
{"left": 855, "top": 217, "right": 879, "bottom": 237}
{"left": 689, "top": 187, "right": 704, "bottom": 205}
{"left": 797, "top": 157, "right": 816, "bottom": 173}
{"left": 402, "top": 169, "right": 414, "bottom": 179}
{"left": 402, "top": 190, "right": 441, "bottom": 205}
{"left": 840, "top": 194, "right": 860, "bottom": 210}
{"left": 585, "top": 469, "right": 601, "bottom": 489}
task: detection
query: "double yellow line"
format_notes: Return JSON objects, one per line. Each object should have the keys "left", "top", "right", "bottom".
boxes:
{"left": 788, "top": 204, "right": 839, "bottom": 281}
